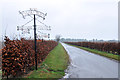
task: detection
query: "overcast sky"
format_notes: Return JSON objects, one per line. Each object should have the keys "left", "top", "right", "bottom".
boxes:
{"left": 0, "top": 0, "right": 119, "bottom": 40}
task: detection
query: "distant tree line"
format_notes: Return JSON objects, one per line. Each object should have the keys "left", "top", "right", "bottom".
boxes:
{"left": 59, "top": 38, "right": 118, "bottom": 42}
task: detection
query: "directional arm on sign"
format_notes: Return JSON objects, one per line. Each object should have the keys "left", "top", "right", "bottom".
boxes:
{"left": 37, "top": 31, "right": 50, "bottom": 39}
{"left": 19, "top": 8, "right": 47, "bottom": 20}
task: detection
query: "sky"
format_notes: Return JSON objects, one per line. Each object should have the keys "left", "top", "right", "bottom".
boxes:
{"left": 0, "top": 0, "right": 119, "bottom": 40}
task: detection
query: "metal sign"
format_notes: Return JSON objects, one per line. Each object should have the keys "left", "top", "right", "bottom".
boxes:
{"left": 17, "top": 8, "right": 51, "bottom": 70}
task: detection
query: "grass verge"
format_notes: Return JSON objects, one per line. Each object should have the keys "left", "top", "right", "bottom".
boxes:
{"left": 27, "top": 43, "right": 69, "bottom": 79}
{"left": 0, "top": 70, "right": 1, "bottom": 79}
{"left": 67, "top": 43, "right": 119, "bottom": 61}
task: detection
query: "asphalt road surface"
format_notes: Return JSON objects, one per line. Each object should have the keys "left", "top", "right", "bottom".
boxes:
{"left": 61, "top": 43, "right": 118, "bottom": 78}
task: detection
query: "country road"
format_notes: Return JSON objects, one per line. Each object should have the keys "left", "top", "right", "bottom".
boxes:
{"left": 61, "top": 43, "right": 118, "bottom": 78}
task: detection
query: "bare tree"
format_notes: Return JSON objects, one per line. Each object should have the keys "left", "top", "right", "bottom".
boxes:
{"left": 55, "top": 35, "right": 61, "bottom": 42}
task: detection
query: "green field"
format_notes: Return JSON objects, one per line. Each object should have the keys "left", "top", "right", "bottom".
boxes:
{"left": 28, "top": 43, "right": 69, "bottom": 79}
{"left": 67, "top": 44, "right": 119, "bottom": 61}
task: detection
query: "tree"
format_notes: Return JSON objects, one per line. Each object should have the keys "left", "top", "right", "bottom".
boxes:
{"left": 55, "top": 35, "right": 61, "bottom": 42}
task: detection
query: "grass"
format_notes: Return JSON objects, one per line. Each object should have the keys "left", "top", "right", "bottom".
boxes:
{"left": 27, "top": 43, "right": 69, "bottom": 79}
{"left": 0, "top": 70, "right": 1, "bottom": 79}
{"left": 67, "top": 43, "right": 119, "bottom": 61}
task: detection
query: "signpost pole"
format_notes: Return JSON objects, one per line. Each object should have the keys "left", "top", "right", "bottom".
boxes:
{"left": 34, "top": 14, "right": 37, "bottom": 70}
